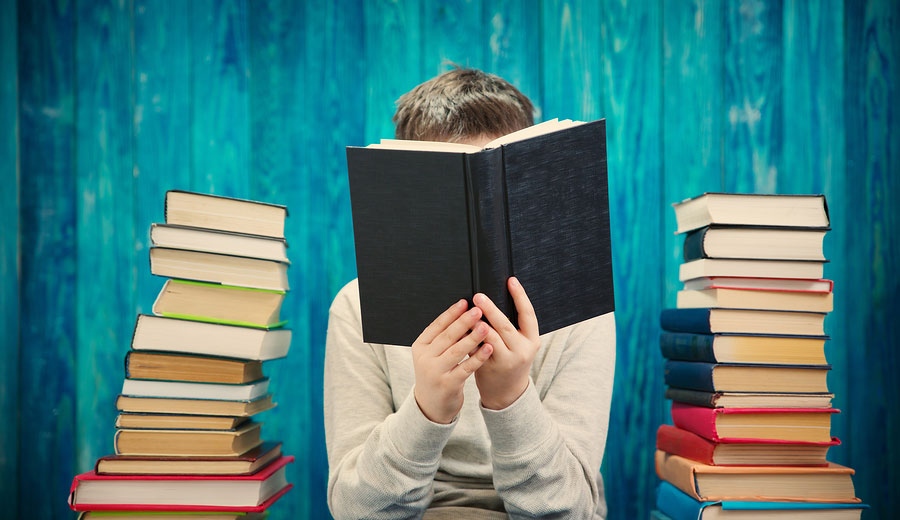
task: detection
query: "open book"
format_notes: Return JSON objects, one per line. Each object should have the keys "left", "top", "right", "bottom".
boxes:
{"left": 346, "top": 119, "right": 614, "bottom": 346}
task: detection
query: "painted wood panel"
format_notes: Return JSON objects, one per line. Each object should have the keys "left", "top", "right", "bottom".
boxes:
{"left": 17, "top": 0, "right": 77, "bottom": 518}
{"left": 844, "top": 0, "right": 900, "bottom": 515}
{"left": 781, "top": 0, "right": 849, "bottom": 459}
{"left": 597, "top": 2, "right": 664, "bottom": 519}
{"left": 133, "top": 0, "right": 191, "bottom": 314}
{"left": 484, "top": 0, "right": 541, "bottom": 116}
{"left": 662, "top": 0, "right": 725, "bottom": 305}
{"left": 0, "top": 0, "right": 19, "bottom": 515}
{"left": 190, "top": 0, "right": 251, "bottom": 197}
{"left": 724, "top": 0, "right": 783, "bottom": 193}
{"left": 248, "top": 0, "right": 316, "bottom": 516}
{"left": 74, "top": 0, "right": 136, "bottom": 476}
{"left": 422, "top": 0, "right": 485, "bottom": 74}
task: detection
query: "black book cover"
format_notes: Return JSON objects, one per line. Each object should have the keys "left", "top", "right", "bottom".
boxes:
{"left": 347, "top": 120, "right": 615, "bottom": 346}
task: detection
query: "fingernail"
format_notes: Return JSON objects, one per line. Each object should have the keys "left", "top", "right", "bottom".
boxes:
{"left": 510, "top": 277, "right": 519, "bottom": 288}
{"left": 474, "top": 293, "right": 485, "bottom": 304}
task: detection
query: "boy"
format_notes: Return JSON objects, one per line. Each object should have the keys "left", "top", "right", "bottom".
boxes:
{"left": 324, "top": 68, "right": 616, "bottom": 519}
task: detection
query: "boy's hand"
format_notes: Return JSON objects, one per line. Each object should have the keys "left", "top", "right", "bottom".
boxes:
{"left": 473, "top": 277, "right": 540, "bottom": 410}
{"left": 412, "top": 299, "right": 494, "bottom": 424}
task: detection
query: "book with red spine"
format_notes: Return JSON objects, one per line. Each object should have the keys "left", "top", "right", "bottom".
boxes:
{"left": 68, "top": 455, "right": 293, "bottom": 512}
{"left": 656, "top": 424, "right": 839, "bottom": 466}
{"left": 671, "top": 402, "right": 838, "bottom": 444}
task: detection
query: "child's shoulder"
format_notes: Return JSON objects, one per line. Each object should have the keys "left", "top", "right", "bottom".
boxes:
{"left": 329, "top": 278, "right": 362, "bottom": 322}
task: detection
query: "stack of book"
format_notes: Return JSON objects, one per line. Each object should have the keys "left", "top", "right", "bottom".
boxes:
{"left": 68, "top": 191, "right": 295, "bottom": 517}
{"left": 650, "top": 193, "right": 868, "bottom": 519}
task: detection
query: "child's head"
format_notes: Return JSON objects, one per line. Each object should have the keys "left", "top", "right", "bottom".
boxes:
{"left": 393, "top": 67, "right": 534, "bottom": 145}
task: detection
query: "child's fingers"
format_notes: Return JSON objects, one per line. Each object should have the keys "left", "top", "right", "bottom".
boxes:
{"left": 440, "top": 321, "right": 489, "bottom": 369}
{"left": 508, "top": 277, "right": 539, "bottom": 340}
{"left": 473, "top": 292, "right": 518, "bottom": 346}
{"left": 451, "top": 343, "right": 494, "bottom": 380}
{"left": 416, "top": 299, "right": 468, "bottom": 345}
{"left": 433, "top": 307, "right": 483, "bottom": 354}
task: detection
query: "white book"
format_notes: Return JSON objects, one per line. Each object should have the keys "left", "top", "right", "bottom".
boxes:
{"left": 132, "top": 315, "right": 291, "bottom": 361}
{"left": 121, "top": 378, "right": 269, "bottom": 401}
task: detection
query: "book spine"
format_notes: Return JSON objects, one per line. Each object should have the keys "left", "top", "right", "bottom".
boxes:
{"left": 464, "top": 149, "right": 516, "bottom": 321}
{"left": 656, "top": 425, "right": 716, "bottom": 466}
{"left": 655, "top": 480, "right": 706, "bottom": 520}
{"left": 670, "top": 402, "right": 720, "bottom": 442}
{"left": 682, "top": 227, "right": 709, "bottom": 262}
{"left": 660, "top": 333, "right": 717, "bottom": 362}
{"left": 660, "top": 308, "right": 712, "bottom": 334}
{"left": 665, "top": 387, "right": 719, "bottom": 408}
{"left": 655, "top": 450, "right": 703, "bottom": 501}
{"left": 664, "top": 360, "right": 716, "bottom": 393}
{"left": 124, "top": 350, "right": 132, "bottom": 379}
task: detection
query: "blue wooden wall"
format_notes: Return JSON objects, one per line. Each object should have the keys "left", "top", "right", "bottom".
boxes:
{"left": 2, "top": 1, "right": 898, "bottom": 518}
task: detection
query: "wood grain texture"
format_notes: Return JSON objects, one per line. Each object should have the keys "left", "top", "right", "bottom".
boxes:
{"left": 17, "top": 0, "right": 76, "bottom": 517}
{"left": 422, "top": 0, "right": 485, "bottom": 75}
{"left": 781, "top": 0, "right": 848, "bottom": 459}
{"left": 363, "top": 0, "right": 422, "bottom": 143}
{"left": 724, "top": 0, "right": 783, "bottom": 193}
{"left": 248, "top": 0, "right": 315, "bottom": 516}
{"left": 484, "top": 0, "right": 541, "bottom": 115}
{"left": 74, "top": 0, "right": 136, "bottom": 475}
{"left": 540, "top": 0, "right": 602, "bottom": 121}
{"left": 304, "top": 3, "right": 363, "bottom": 515}
{"left": 662, "top": 0, "right": 725, "bottom": 303}
{"left": 190, "top": 0, "right": 251, "bottom": 197}
{"left": 0, "top": 0, "right": 18, "bottom": 514}
{"left": 133, "top": 0, "right": 191, "bottom": 314}
{"left": 597, "top": 2, "right": 663, "bottom": 519}
{"left": 844, "top": 0, "right": 900, "bottom": 515}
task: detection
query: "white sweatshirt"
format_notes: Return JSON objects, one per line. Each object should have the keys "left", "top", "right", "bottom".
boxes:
{"left": 324, "top": 279, "right": 616, "bottom": 519}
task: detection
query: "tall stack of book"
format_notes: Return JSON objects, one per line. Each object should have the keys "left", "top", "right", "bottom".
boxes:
{"left": 650, "top": 194, "right": 868, "bottom": 520}
{"left": 69, "top": 191, "right": 295, "bottom": 517}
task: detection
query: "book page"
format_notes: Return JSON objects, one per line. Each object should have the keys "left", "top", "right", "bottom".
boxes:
{"left": 369, "top": 139, "right": 482, "bottom": 153}
{"left": 482, "top": 118, "right": 585, "bottom": 148}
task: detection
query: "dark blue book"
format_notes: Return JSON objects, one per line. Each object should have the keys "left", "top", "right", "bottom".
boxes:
{"left": 659, "top": 332, "right": 828, "bottom": 364}
{"left": 682, "top": 225, "right": 829, "bottom": 262}
{"left": 664, "top": 360, "right": 831, "bottom": 393}
{"left": 664, "top": 387, "right": 834, "bottom": 409}
{"left": 660, "top": 308, "right": 825, "bottom": 336}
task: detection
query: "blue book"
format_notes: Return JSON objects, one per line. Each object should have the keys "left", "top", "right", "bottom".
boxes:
{"left": 657, "top": 481, "right": 868, "bottom": 520}
{"left": 664, "top": 360, "right": 830, "bottom": 393}
{"left": 659, "top": 332, "right": 828, "bottom": 364}
{"left": 660, "top": 308, "right": 825, "bottom": 336}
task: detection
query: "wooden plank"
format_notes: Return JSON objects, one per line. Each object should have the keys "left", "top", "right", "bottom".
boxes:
{"left": 781, "top": 0, "right": 848, "bottom": 459}
{"left": 250, "top": 1, "right": 363, "bottom": 517}
{"left": 540, "top": 0, "right": 603, "bottom": 121}
{"left": 596, "top": 2, "right": 663, "bottom": 519}
{"left": 0, "top": 0, "right": 19, "bottom": 514}
{"left": 422, "top": 0, "right": 485, "bottom": 76}
{"left": 723, "top": 0, "right": 783, "bottom": 193}
{"left": 134, "top": 0, "right": 191, "bottom": 314}
{"left": 17, "top": 0, "right": 77, "bottom": 517}
{"left": 843, "top": 0, "right": 900, "bottom": 513}
{"left": 362, "top": 0, "right": 422, "bottom": 143}
{"left": 248, "top": 0, "right": 312, "bottom": 517}
{"left": 662, "top": 0, "right": 725, "bottom": 320}
{"left": 483, "top": 0, "right": 541, "bottom": 114}
{"left": 190, "top": 0, "right": 250, "bottom": 197}
{"left": 74, "top": 0, "right": 136, "bottom": 476}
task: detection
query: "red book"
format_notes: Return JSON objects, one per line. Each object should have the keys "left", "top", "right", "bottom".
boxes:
{"left": 68, "top": 455, "right": 293, "bottom": 512}
{"left": 656, "top": 424, "right": 838, "bottom": 466}
{"left": 671, "top": 402, "right": 838, "bottom": 443}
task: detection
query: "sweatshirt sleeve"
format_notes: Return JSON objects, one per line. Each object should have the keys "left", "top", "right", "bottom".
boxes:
{"left": 323, "top": 281, "right": 457, "bottom": 520}
{"left": 480, "top": 312, "right": 616, "bottom": 519}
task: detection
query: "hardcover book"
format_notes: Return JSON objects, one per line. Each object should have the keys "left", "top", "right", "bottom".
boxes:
{"left": 664, "top": 360, "right": 830, "bottom": 394}
{"left": 69, "top": 456, "right": 294, "bottom": 511}
{"left": 165, "top": 191, "right": 287, "bottom": 239}
{"left": 151, "top": 222, "right": 289, "bottom": 263}
{"left": 131, "top": 315, "right": 291, "bottom": 361}
{"left": 665, "top": 388, "right": 834, "bottom": 409}
{"left": 656, "top": 481, "right": 867, "bottom": 520}
{"left": 114, "top": 421, "right": 262, "bottom": 457}
{"left": 115, "top": 394, "right": 276, "bottom": 417}
{"left": 124, "top": 351, "right": 264, "bottom": 385}
{"left": 659, "top": 332, "right": 828, "bottom": 365}
{"left": 654, "top": 451, "right": 859, "bottom": 503}
{"left": 96, "top": 442, "right": 282, "bottom": 476}
{"left": 346, "top": 118, "right": 615, "bottom": 346}
{"left": 656, "top": 424, "right": 836, "bottom": 466}
{"left": 150, "top": 248, "right": 289, "bottom": 292}
{"left": 683, "top": 226, "right": 827, "bottom": 262}
{"left": 670, "top": 403, "right": 837, "bottom": 444}
{"left": 660, "top": 308, "right": 826, "bottom": 336}
{"left": 152, "top": 280, "right": 286, "bottom": 329}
